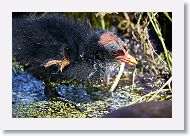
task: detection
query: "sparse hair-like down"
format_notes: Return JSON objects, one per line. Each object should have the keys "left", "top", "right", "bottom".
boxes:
{"left": 13, "top": 14, "right": 118, "bottom": 83}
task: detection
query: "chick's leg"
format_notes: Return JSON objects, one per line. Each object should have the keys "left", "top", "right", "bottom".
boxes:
{"left": 44, "top": 77, "right": 84, "bottom": 112}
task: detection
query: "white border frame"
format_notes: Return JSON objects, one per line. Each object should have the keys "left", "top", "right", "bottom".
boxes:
{"left": 0, "top": 0, "right": 184, "bottom": 130}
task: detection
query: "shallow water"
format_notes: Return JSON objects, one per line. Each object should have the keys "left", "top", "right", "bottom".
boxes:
{"left": 12, "top": 64, "right": 170, "bottom": 118}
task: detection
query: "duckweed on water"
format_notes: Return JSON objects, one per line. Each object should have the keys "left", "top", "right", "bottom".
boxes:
{"left": 13, "top": 101, "right": 86, "bottom": 118}
{"left": 12, "top": 70, "right": 142, "bottom": 118}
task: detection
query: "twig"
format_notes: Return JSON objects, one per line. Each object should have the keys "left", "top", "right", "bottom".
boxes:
{"left": 148, "top": 76, "right": 172, "bottom": 101}
{"left": 109, "top": 62, "right": 125, "bottom": 92}
{"left": 129, "top": 76, "right": 172, "bottom": 105}
{"left": 131, "top": 68, "right": 136, "bottom": 90}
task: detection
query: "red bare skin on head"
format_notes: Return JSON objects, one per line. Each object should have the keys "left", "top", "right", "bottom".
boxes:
{"left": 98, "top": 32, "right": 137, "bottom": 66}
{"left": 98, "top": 32, "right": 128, "bottom": 55}
{"left": 98, "top": 32, "right": 119, "bottom": 46}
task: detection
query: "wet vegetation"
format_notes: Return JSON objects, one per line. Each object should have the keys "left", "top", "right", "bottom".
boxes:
{"left": 12, "top": 12, "right": 172, "bottom": 118}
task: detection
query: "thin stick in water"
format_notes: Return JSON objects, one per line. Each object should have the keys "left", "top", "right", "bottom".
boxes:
{"left": 109, "top": 62, "right": 125, "bottom": 92}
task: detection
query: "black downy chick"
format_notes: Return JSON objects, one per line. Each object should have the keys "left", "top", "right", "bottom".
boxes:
{"left": 12, "top": 14, "right": 137, "bottom": 111}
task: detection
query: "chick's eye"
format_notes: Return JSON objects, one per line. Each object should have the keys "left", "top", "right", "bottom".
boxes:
{"left": 105, "top": 43, "right": 121, "bottom": 52}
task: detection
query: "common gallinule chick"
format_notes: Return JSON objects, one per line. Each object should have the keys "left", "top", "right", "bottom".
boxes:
{"left": 12, "top": 14, "right": 137, "bottom": 110}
